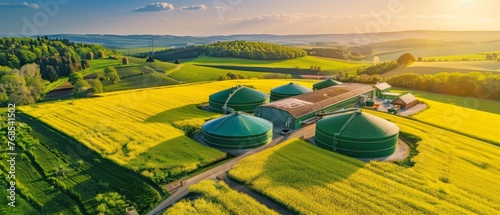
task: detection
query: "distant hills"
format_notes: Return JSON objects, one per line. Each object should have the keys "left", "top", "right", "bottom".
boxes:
{"left": 11, "top": 30, "right": 499, "bottom": 49}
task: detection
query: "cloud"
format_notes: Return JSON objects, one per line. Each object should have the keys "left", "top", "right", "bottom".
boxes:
{"left": 213, "top": 6, "right": 227, "bottom": 10}
{"left": 0, "top": 2, "right": 40, "bottom": 9}
{"left": 133, "top": 2, "right": 174, "bottom": 12}
{"left": 178, "top": 4, "right": 207, "bottom": 11}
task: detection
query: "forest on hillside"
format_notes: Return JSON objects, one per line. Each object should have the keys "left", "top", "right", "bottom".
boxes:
{"left": 0, "top": 37, "right": 114, "bottom": 82}
{"left": 142, "top": 41, "right": 308, "bottom": 61}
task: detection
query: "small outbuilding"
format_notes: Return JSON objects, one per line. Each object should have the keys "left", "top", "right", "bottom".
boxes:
{"left": 391, "top": 93, "right": 418, "bottom": 109}
{"left": 122, "top": 57, "right": 129, "bottom": 65}
{"left": 374, "top": 82, "right": 392, "bottom": 98}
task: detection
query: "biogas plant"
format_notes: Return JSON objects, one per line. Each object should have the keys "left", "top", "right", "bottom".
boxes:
{"left": 201, "top": 80, "right": 412, "bottom": 160}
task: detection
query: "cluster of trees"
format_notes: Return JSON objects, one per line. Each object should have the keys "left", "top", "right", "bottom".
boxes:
{"left": 309, "top": 65, "right": 324, "bottom": 74}
{"left": 95, "top": 192, "right": 130, "bottom": 215}
{"left": 397, "top": 53, "right": 416, "bottom": 66}
{"left": 353, "top": 74, "right": 383, "bottom": 84}
{"left": 0, "top": 64, "right": 44, "bottom": 106}
{"left": 357, "top": 61, "right": 398, "bottom": 75}
{"left": 68, "top": 71, "right": 104, "bottom": 97}
{"left": 486, "top": 53, "right": 498, "bottom": 60}
{"left": 0, "top": 37, "right": 113, "bottom": 82}
{"left": 305, "top": 46, "right": 372, "bottom": 60}
{"left": 218, "top": 72, "right": 247, "bottom": 81}
{"left": 386, "top": 72, "right": 500, "bottom": 100}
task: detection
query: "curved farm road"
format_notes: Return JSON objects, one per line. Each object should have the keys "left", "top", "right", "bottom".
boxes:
{"left": 146, "top": 129, "right": 305, "bottom": 215}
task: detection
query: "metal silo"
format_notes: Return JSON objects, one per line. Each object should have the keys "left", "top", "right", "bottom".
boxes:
{"left": 270, "top": 82, "right": 312, "bottom": 101}
{"left": 315, "top": 110, "right": 399, "bottom": 158}
{"left": 201, "top": 112, "right": 273, "bottom": 149}
{"left": 209, "top": 85, "right": 270, "bottom": 113}
{"left": 312, "top": 79, "right": 342, "bottom": 91}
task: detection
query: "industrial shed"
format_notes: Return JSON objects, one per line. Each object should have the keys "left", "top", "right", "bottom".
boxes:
{"left": 391, "top": 93, "right": 418, "bottom": 109}
{"left": 254, "top": 83, "right": 375, "bottom": 129}
{"left": 374, "top": 82, "right": 392, "bottom": 98}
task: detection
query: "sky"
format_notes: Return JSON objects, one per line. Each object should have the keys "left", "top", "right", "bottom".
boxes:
{"left": 0, "top": 0, "right": 499, "bottom": 36}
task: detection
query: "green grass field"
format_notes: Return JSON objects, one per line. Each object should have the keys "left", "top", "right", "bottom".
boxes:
{"left": 165, "top": 180, "right": 278, "bottom": 215}
{"left": 191, "top": 56, "right": 370, "bottom": 73}
{"left": 376, "top": 42, "right": 500, "bottom": 61}
{"left": 116, "top": 47, "right": 171, "bottom": 55}
{"left": 2, "top": 115, "right": 164, "bottom": 214}
{"left": 381, "top": 61, "right": 500, "bottom": 78}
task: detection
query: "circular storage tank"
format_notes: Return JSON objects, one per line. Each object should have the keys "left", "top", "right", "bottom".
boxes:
{"left": 315, "top": 110, "right": 399, "bottom": 158}
{"left": 209, "top": 85, "right": 270, "bottom": 113}
{"left": 270, "top": 82, "right": 312, "bottom": 101}
{"left": 313, "top": 79, "right": 342, "bottom": 90}
{"left": 201, "top": 112, "right": 273, "bottom": 150}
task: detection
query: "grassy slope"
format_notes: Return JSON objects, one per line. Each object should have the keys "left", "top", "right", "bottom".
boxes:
{"left": 230, "top": 117, "right": 500, "bottom": 214}
{"left": 392, "top": 88, "right": 500, "bottom": 114}
{"left": 19, "top": 80, "right": 315, "bottom": 182}
{"left": 381, "top": 61, "right": 500, "bottom": 78}
{"left": 192, "top": 56, "right": 370, "bottom": 73}
{"left": 376, "top": 42, "right": 500, "bottom": 61}
{"left": 165, "top": 180, "right": 278, "bottom": 215}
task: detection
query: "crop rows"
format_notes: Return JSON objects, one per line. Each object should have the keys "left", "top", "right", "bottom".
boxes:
{"left": 229, "top": 112, "right": 500, "bottom": 214}
{"left": 165, "top": 180, "right": 278, "bottom": 215}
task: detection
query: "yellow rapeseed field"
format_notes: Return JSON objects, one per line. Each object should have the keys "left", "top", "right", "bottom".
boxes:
{"left": 229, "top": 112, "right": 500, "bottom": 214}
{"left": 164, "top": 180, "right": 278, "bottom": 215}
{"left": 19, "top": 80, "right": 315, "bottom": 178}
{"left": 412, "top": 98, "right": 500, "bottom": 144}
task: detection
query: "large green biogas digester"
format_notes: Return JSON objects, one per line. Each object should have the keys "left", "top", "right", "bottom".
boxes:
{"left": 209, "top": 85, "right": 269, "bottom": 113}
{"left": 312, "top": 79, "right": 342, "bottom": 90}
{"left": 201, "top": 112, "right": 273, "bottom": 150}
{"left": 270, "top": 82, "right": 312, "bottom": 101}
{"left": 315, "top": 110, "right": 399, "bottom": 158}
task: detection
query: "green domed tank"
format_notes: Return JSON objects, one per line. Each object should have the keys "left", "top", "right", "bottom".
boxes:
{"left": 201, "top": 112, "right": 273, "bottom": 150}
{"left": 209, "top": 85, "right": 270, "bottom": 113}
{"left": 313, "top": 79, "right": 342, "bottom": 90}
{"left": 315, "top": 110, "right": 399, "bottom": 158}
{"left": 270, "top": 82, "right": 312, "bottom": 101}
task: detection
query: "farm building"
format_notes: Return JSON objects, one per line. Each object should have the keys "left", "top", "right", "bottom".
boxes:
{"left": 374, "top": 82, "right": 392, "bottom": 98}
{"left": 209, "top": 85, "right": 270, "bottom": 113}
{"left": 315, "top": 110, "right": 399, "bottom": 158}
{"left": 391, "top": 93, "right": 418, "bottom": 109}
{"left": 201, "top": 112, "right": 273, "bottom": 150}
{"left": 122, "top": 57, "right": 129, "bottom": 65}
{"left": 312, "top": 79, "right": 343, "bottom": 90}
{"left": 270, "top": 82, "right": 312, "bottom": 101}
{"left": 381, "top": 92, "right": 401, "bottom": 100}
{"left": 87, "top": 52, "right": 94, "bottom": 60}
{"left": 254, "top": 83, "right": 375, "bottom": 129}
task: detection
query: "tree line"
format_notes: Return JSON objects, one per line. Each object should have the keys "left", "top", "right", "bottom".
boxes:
{"left": 386, "top": 72, "right": 500, "bottom": 100}
{"left": 357, "top": 61, "right": 398, "bottom": 75}
{"left": 142, "top": 40, "right": 308, "bottom": 62}
{"left": 305, "top": 46, "right": 373, "bottom": 60}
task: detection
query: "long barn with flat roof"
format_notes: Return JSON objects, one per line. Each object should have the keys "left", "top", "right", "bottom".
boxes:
{"left": 254, "top": 83, "right": 375, "bottom": 129}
